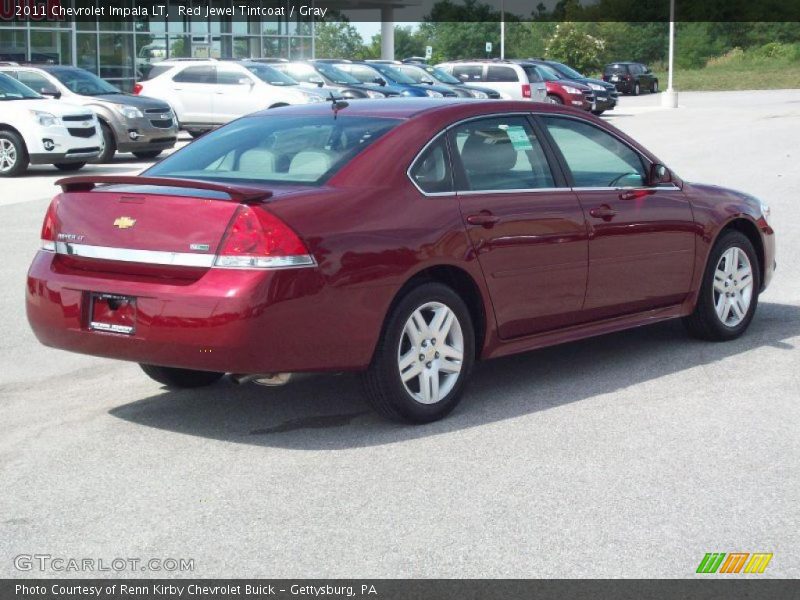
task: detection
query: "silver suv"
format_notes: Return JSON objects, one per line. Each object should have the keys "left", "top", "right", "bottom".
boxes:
{"left": 0, "top": 64, "right": 178, "bottom": 163}
{"left": 435, "top": 60, "right": 547, "bottom": 102}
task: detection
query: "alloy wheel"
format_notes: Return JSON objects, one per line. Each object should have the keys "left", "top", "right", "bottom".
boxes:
{"left": 0, "top": 139, "right": 17, "bottom": 173}
{"left": 397, "top": 301, "right": 464, "bottom": 404}
{"left": 713, "top": 246, "right": 753, "bottom": 327}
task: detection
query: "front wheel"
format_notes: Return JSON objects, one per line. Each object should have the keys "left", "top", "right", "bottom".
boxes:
{"left": 361, "top": 283, "right": 475, "bottom": 423}
{"left": 546, "top": 94, "right": 563, "bottom": 105}
{"left": 140, "top": 364, "right": 224, "bottom": 388}
{"left": 53, "top": 162, "right": 86, "bottom": 171}
{"left": 683, "top": 230, "right": 760, "bottom": 341}
{"left": 651, "top": 80, "right": 659, "bottom": 93}
{"left": 633, "top": 82, "right": 641, "bottom": 96}
{"left": 93, "top": 121, "right": 116, "bottom": 163}
{"left": 0, "top": 130, "right": 29, "bottom": 177}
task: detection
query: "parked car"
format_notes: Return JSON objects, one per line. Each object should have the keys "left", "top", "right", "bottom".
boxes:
{"left": 435, "top": 59, "right": 547, "bottom": 102}
{"left": 602, "top": 62, "right": 659, "bottom": 95}
{"left": 0, "top": 72, "right": 101, "bottom": 176}
{"left": 0, "top": 64, "right": 178, "bottom": 162}
{"left": 378, "top": 61, "right": 501, "bottom": 99}
{"left": 26, "top": 99, "right": 774, "bottom": 423}
{"left": 134, "top": 59, "right": 326, "bottom": 136}
{"left": 255, "top": 60, "right": 396, "bottom": 99}
{"left": 332, "top": 60, "right": 457, "bottom": 97}
{"left": 521, "top": 63, "right": 594, "bottom": 110}
{"left": 528, "top": 59, "right": 618, "bottom": 115}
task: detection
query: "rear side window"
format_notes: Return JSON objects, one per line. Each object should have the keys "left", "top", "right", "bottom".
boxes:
{"left": 143, "top": 65, "right": 172, "bottom": 81}
{"left": 409, "top": 136, "right": 452, "bottom": 194}
{"left": 543, "top": 116, "right": 645, "bottom": 188}
{"left": 172, "top": 66, "right": 215, "bottom": 84}
{"left": 450, "top": 117, "right": 555, "bottom": 191}
{"left": 145, "top": 115, "right": 401, "bottom": 186}
{"left": 453, "top": 65, "right": 483, "bottom": 82}
{"left": 486, "top": 66, "right": 518, "bottom": 82}
{"left": 521, "top": 66, "right": 543, "bottom": 83}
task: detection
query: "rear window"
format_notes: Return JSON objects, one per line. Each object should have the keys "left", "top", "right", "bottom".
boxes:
{"left": 145, "top": 115, "right": 401, "bottom": 186}
{"left": 604, "top": 64, "right": 629, "bottom": 74}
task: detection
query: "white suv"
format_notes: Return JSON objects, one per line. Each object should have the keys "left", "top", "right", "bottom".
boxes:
{"left": 135, "top": 59, "right": 327, "bottom": 136}
{"left": 435, "top": 60, "right": 547, "bottom": 102}
{"left": 0, "top": 72, "right": 102, "bottom": 177}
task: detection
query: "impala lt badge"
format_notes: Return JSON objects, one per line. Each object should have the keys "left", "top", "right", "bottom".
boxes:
{"left": 113, "top": 217, "right": 136, "bottom": 229}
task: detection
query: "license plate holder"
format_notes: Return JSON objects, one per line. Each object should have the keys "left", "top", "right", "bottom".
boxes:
{"left": 89, "top": 293, "right": 137, "bottom": 335}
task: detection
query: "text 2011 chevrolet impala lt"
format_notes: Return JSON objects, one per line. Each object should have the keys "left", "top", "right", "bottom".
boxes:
{"left": 26, "top": 99, "right": 775, "bottom": 423}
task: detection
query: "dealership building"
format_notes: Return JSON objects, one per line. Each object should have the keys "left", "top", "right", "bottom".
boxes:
{"left": 1, "top": 0, "right": 402, "bottom": 92}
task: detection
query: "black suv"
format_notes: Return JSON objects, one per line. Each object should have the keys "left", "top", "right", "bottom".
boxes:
{"left": 528, "top": 59, "right": 618, "bottom": 115}
{"left": 602, "top": 62, "right": 659, "bottom": 95}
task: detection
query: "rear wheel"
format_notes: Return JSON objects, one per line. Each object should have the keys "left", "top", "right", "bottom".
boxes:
{"left": 633, "top": 82, "right": 641, "bottom": 96}
{"left": 53, "top": 162, "right": 86, "bottom": 171}
{"left": 132, "top": 150, "right": 162, "bottom": 160}
{"left": 0, "top": 131, "right": 28, "bottom": 177}
{"left": 361, "top": 283, "right": 475, "bottom": 423}
{"left": 94, "top": 121, "right": 116, "bottom": 163}
{"left": 188, "top": 131, "right": 207, "bottom": 139}
{"left": 651, "top": 80, "right": 659, "bottom": 93}
{"left": 546, "top": 94, "right": 563, "bottom": 104}
{"left": 683, "top": 230, "right": 760, "bottom": 341}
{"left": 140, "top": 364, "right": 224, "bottom": 388}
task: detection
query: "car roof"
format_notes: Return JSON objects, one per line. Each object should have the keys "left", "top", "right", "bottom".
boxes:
{"left": 249, "top": 98, "right": 596, "bottom": 121}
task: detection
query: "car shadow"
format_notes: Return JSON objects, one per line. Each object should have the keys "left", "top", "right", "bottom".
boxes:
{"left": 109, "top": 301, "right": 799, "bottom": 450}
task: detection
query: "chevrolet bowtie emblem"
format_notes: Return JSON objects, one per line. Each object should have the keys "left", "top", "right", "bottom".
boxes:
{"left": 113, "top": 216, "right": 136, "bottom": 229}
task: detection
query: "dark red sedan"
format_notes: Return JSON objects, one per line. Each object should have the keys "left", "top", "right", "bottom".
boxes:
{"left": 27, "top": 99, "right": 775, "bottom": 423}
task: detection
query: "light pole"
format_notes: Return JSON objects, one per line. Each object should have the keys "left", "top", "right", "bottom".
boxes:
{"left": 662, "top": 0, "right": 679, "bottom": 107}
{"left": 500, "top": 0, "right": 505, "bottom": 59}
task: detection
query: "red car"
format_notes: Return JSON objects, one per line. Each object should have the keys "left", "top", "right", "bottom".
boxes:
{"left": 534, "top": 64, "right": 595, "bottom": 110}
{"left": 27, "top": 99, "right": 775, "bottom": 423}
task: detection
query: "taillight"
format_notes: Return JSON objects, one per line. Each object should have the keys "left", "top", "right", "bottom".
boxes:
{"left": 215, "top": 205, "right": 314, "bottom": 269}
{"left": 133, "top": 83, "right": 143, "bottom": 95}
{"left": 40, "top": 198, "right": 59, "bottom": 251}
{"left": 522, "top": 83, "right": 531, "bottom": 99}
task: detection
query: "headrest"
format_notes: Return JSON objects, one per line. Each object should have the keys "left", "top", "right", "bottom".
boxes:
{"left": 238, "top": 148, "right": 276, "bottom": 173}
{"left": 288, "top": 150, "right": 334, "bottom": 180}
{"left": 460, "top": 131, "right": 517, "bottom": 174}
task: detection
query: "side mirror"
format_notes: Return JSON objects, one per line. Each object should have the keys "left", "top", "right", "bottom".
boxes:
{"left": 373, "top": 76, "right": 386, "bottom": 86}
{"left": 238, "top": 77, "right": 253, "bottom": 86}
{"left": 309, "top": 77, "right": 324, "bottom": 87}
{"left": 421, "top": 78, "right": 434, "bottom": 85}
{"left": 649, "top": 163, "right": 672, "bottom": 186}
{"left": 40, "top": 86, "right": 61, "bottom": 99}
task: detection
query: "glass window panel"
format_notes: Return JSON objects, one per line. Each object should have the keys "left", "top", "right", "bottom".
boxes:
{"left": 168, "top": 35, "right": 190, "bottom": 58}
{"left": 99, "top": 32, "right": 134, "bottom": 81}
{"left": 261, "top": 36, "right": 286, "bottom": 58}
{"left": 168, "top": 0, "right": 190, "bottom": 33}
{"left": 136, "top": 34, "right": 167, "bottom": 80}
{"left": 29, "top": 30, "right": 72, "bottom": 64}
{"left": 76, "top": 32, "right": 98, "bottom": 72}
{"left": 0, "top": 29, "right": 28, "bottom": 62}
{"left": 233, "top": 36, "right": 259, "bottom": 59}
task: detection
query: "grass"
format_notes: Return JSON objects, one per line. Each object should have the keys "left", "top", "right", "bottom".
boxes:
{"left": 651, "top": 63, "right": 800, "bottom": 91}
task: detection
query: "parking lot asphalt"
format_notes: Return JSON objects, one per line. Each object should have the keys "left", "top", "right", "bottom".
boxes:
{"left": 1, "top": 91, "right": 798, "bottom": 578}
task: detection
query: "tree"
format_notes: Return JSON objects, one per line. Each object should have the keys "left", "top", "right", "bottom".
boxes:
{"left": 314, "top": 22, "right": 366, "bottom": 59}
{"left": 545, "top": 22, "right": 605, "bottom": 73}
{"left": 368, "top": 26, "right": 427, "bottom": 60}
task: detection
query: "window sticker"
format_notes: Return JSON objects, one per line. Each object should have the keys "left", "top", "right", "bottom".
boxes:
{"left": 506, "top": 126, "right": 533, "bottom": 151}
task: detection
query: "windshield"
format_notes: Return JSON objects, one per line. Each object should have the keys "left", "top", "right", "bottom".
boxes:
{"left": 50, "top": 68, "right": 120, "bottom": 95}
{"left": 314, "top": 63, "right": 360, "bottom": 85}
{"left": 145, "top": 115, "right": 401, "bottom": 186}
{"left": 423, "top": 65, "right": 460, "bottom": 85}
{"left": 548, "top": 62, "right": 584, "bottom": 79}
{"left": 370, "top": 63, "right": 417, "bottom": 85}
{"left": 0, "top": 72, "right": 43, "bottom": 100}
{"left": 244, "top": 64, "right": 298, "bottom": 86}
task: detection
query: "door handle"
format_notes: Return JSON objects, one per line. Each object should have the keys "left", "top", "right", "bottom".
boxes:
{"left": 589, "top": 205, "right": 617, "bottom": 220}
{"left": 466, "top": 211, "right": 501, "bottom": 227}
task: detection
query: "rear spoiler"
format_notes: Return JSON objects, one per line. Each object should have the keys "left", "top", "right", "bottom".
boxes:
{"left": 55, "top": 175, "right": 273, "bottom": 204}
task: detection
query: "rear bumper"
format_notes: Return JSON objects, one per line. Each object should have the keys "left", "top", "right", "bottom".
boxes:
{"left": 26, "top": 251, "right": 385, "bottom": 374}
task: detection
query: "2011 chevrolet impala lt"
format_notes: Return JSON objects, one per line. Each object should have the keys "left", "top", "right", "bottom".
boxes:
{"left": 26, "top": 99, "right": 776, "bottom": 423}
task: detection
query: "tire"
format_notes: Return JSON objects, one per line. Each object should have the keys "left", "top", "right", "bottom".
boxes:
{"left": 546, "top": 94, "right": 563, "bottom": 105}
{"left": 683, "top": 230, "right": 760, "bottom": 341}
{"left": 140, "top": 364, "right": 224, "bottom": 388}
{"left": 54, "top": 162, "right": 86, "bottom": 171}
{"left": 361, "top": 282, "right": 475, "bottom": 423}
{"left": 0, "top": 130, "right": 29, "bottom": 177}
{"left": 93, "top": 121, "right": 116, "bottom": 163}
{"left": 132, "top": 150, "right": 162, "bottom": 160}
{"left": 591, "top": 109, "right": 606, "bottom": 116}
{"left": 651, "top": 80, "right": 659, "bottom": 93}
{"left": 188, "top": 131, "right": 207, "bottom": 139}
{"left": 633, "top": 82, "right": 640, "bottom": 96}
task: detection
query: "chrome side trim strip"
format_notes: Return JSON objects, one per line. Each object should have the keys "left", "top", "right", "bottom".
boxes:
{"left": 48, "top": 242, "right": 316, "bottom": 270}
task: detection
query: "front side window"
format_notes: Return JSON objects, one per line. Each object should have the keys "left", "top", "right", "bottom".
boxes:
{"left": 450, "top": 117, "right": 555, "bottom": 191}
{"left": 370, "top": 64, "right": 417, "bottom": 85}
{"left": 409, "top": 136, "right": 452, "bottom": 194}
{"left": 243, "top": 64, "right": 297, "bottom": 86}
{"left": 453, "top": 65, "right": 483, "bottom": 82}
{"left": 216, "top": 68, "right": 250, "bottom": 85}
{"left": 16, "top": 71, "right": 52, "bottom": 93}
{"left": 145, "top": 115, "right": 401, "bottom": 186}
{"left": 543, "top": 116, "right": 646, "bottom": 188}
